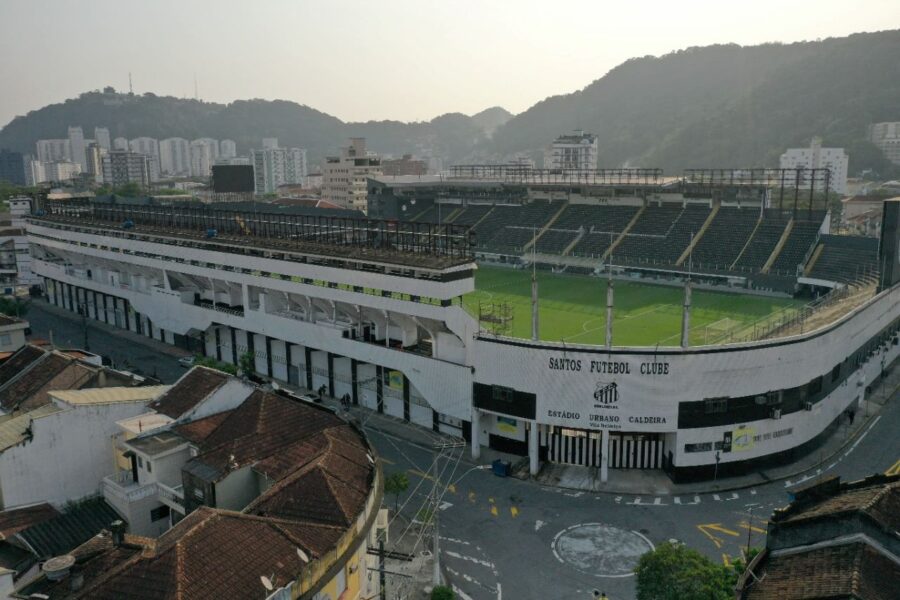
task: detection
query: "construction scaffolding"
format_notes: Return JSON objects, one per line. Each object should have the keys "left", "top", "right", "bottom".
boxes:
{"left": 478, "top": 301, "right": 514, "bottom": 336}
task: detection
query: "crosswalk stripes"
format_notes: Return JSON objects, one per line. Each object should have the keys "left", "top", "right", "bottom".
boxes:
{"left": 615, "top": 489, "right": 757, "bottom": 506}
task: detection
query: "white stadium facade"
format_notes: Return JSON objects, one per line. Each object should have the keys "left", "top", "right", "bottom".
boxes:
{"left": 22, "top": 171, "right": 900, "bottom": 483}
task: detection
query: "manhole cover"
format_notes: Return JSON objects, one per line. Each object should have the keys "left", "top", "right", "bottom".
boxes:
{"left": 552, "top": 523, "right": 654, "bottom": 578}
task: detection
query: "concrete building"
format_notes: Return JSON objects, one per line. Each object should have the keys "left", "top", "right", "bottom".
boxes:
{"left": 35, "top": 139, "right": 70, "bottom": 163}
{"left": 251, "top": 146, "right": 308, "bottom": 194}
{"left": 382, "top": 153, "right": 428, "bottom": 177}
{"left": 780, "top": 138, "right": 849, "bottom": 195}
{"left": 43, "top": 160, "right": 81, "bottom": 182}
{"left": 85, "top": 142, "right": 105, "bottom": 183}
{"left": 67, "top": 126, "right": 87, "bottom": 171}
{"left": 159, "top": 137, "right": 191, "bottom": 176}
{"left": 7, "top": 197, "right": 40, "bottom": 288}
{"left": 0, "top": 316, "right": 27, "bottom": 353}
{"left": 128, "top": 137, "right": 160, "bottom": 181}
{"left": 0, "top": 150, "right": 25, "bottom": 186}
{"left": 868, "top": 121, "right": 900, "bottom": 166}
{"left": 544, "top": 131, "right": 599, "bottom": 171}
{"left": 101, "top": 150, "right": 151, "bottom": 187}
{"left": 189, "top": 138, "right": 219, "bottom": 177}
{"left": 322, "top": 138, "right": 382, "bottom": 212}
{"left": 219, "top": 139, "right": 237, "bottom": 159}
{"left": 112, "top": 137, "right": 129, "bottom": 151}
{"left": 94, "top": 126, "right": 111, "bottom": 151}
{"left": 0, "top": 385, "right": 167, "bottom": 510}
{"left": 262, "top": 137, "right": 279, "bottom": 150}
{"left": 736, "top": 474, "right": 900, "bottom": 599}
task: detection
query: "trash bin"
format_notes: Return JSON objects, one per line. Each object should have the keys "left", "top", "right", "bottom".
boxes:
{"left": 491, "top": 459, "right": 510, "bottom": 477}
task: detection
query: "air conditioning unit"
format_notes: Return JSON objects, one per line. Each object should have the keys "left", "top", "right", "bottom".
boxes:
{"left": 770, "top": 408, "right": 782, "bottom": 420}
{"left": 804, "top": 401, "right": 813, "bottom": 411}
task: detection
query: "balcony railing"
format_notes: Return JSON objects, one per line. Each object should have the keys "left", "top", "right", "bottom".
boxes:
{"left": 157, "top": 481, "right": 186, "bottom": 513}
{"left": 102, "top": 470, "right": 157, "bottom": 503}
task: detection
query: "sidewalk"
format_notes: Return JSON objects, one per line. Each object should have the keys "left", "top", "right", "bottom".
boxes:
{"left": 536, "top": 360, "right": 899, "bottom": 495}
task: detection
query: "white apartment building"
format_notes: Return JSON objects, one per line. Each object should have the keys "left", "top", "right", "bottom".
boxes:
{"left": 251, "top": 146, "right": 308, "bottom": 194}
{"left": 262, "top": 137, "right": 279, "bottom": 150}
{"left": 159, "top": 137, "right": 191, "bottom": 176}
{"left": 8, "top": 197, "right": 40, "bottom": 287}
{"left": 94, "top": 127, "right": 111, "bottom": 151}
{"left": 322, "top": 137, "right": 381, "bottom": 212}
{"left": 779, "top": 138, "right": 849, "bottom": 195}
{"left": 43, "top": 160, "right": 82, "bottom": 182}
{"left": 219, "top": 139, "right": 237, "bottom": 159}
{"left": 24, "top": 160, "right": 45, "bottom": 186}
{"left": 68, "top": 126, "right": 87, "bottom": 171}
{"left": 869, "top": 122, "right": 900, "bottom": 166}
{"left": 543, "top": 131, "right": 599, "bottom": 171}
{"left": 113, "top": 137, "right": 129, "bottom": 151}
{"left": 129, "top": 137, "right": 161, "bottom": 181}
{"left": 35, "top": 139, "right": 70, "bottom": 163}
{"left": 189, "top": 138, "right": 219, "bottom": 177}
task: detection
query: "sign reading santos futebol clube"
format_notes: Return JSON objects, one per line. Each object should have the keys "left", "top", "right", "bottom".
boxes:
{"left": 543, "top": 356, "right": 676, "bottom": 431}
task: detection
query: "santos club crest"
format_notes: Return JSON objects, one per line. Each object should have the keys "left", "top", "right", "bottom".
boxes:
{"left": 593, "top": 381, "right": 619, "bottom": 405}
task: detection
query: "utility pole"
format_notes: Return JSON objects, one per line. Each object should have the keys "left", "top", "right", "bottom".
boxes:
{"left": 378, "top": 536, "right": 386, "bottom": 600}
{"left": 432, "top": 440, "right": 465, "bottom": 588}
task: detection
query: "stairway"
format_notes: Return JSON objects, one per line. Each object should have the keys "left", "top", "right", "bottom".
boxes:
{"left": 524, "top": 201, "right": 570, "bottom": 252}
{"left": 729, "top": 217, "right": 763, "bottom": 270}
{"left": 675, "top": 204, "right": 719, "bottom": 266}
{"left": 602, "top": 205, "right": 645, "bottom": 262}
{"left": 761, "top": 219, "right": 794, "bottom": 274}
{"left": 803, "top": 243, "right": 825, "bottom": 276}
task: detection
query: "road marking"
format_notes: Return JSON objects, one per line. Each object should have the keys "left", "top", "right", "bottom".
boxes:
{"left": 725, "top": 492, "right": 739, "bottom": 501}
{"left": 712, "top": 494, "right": 721, "bottom": 501}
{"left": 468, "top": 491, "right": 476, "bottom": 503}
{"left": 653, "top": 497, "right": 664, "bottom": 505}
{"left": 490, "top": 505, "right": 498, "bottom": 517}
{"left": 614, "top": 496, "right": 622, "bottom": 503}
{"left": 750, "top": 489, "right": 757, "bottom": 495}
{"left": 722, "top": 554, "right": 732, "bottom": 567}
{"left": 451, "top": 584, "right": 475, "bottom": 600}
{"left": 738, "top": 521, "right": 766, "bottom": 534}
{"left": 886, "top": 458, "right": 900, "bottom": 477}
{"left": 488, "top": 496, "right": 495, "bottom": 504}
{"left": 444, "top": 550, "right": 495, "bottom": 568}
{"left": 439, "top": 501, "right": 453, "bottom": 511}
{"left": 440, "top": 536, "right": 470, "bottom": 545}
{"left": 697, "top": 523, "right": 740, "bottom": 549}
{"left": 510, "top": 506, "right": 519, "bottom": 518}
{"left": 448, "top": 483, "right": 457, "bottom": 494}
{"left": 535, "top": 520, "right": 545, "bottom": 532}
{"left": 408, "top": 468, "right": 435, "bottom": 482}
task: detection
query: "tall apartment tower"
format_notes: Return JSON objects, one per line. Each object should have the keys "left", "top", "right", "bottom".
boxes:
{"left": 68, "top": 126, "right": 87, "bottom": 171}
{"left": 189, "top": 138, "right": 220, "bottom": 177}
{"left": 543, "top": 131, "right": 598, "bottom": 171}
{"left": 322, "top": 138, "right": 382, "bottom": 212}
{"left": 129, "top": 137, "right": 161, "bottom": 181}
{"left": 102, "top": 150, "right": 151, "bottom": 188}
{"left": 36, "top": 139, "right": 71, "bottom": 163}
{"left": 251, "top": 147, "right": 308, "bottom": 194}
{"left": 159, "top": 138, "right": 191, "bottom": 176}
{"left": 220, "top": 139, "right": 237, "bottom": 159}
{"left": 94, "top": 127, "right": 112, "bottom": 151}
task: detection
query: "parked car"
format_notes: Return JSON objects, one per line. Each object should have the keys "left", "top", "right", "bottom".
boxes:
{"left": 178, "top": 356, "right": 196, "bottom": 368}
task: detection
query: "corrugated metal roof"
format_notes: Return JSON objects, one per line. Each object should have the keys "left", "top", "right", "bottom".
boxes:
{"left": 50, "top": 385, "right": 169, "bottom": 406}
{"left": 0, "top": 404, "right": 62, "bottom": 452}
{"left": 16, "top": 498, "right": 121, "bottom": 559}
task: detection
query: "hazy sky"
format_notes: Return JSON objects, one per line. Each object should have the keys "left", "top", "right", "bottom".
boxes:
{"left": 1, "top": 0, "right": 898, "bottom": 127}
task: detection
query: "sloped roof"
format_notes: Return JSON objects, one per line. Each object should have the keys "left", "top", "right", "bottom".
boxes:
{"left": 745, "top": 542, "right": 899, "bottom": 600}
{"left": 16, "top": 498, "right": 121, "bottom": 559}
{"left": 51, "top": 385, "right": 169, "bottom": 406}
{"left": 79, "top": 508, "right": 344, "bottom": 600}
{"left": 172, "top": 410, "right": 233, "bottom": 445}
{"left": 0, "top": 314, "right": 25, "bottom": 327}
{"left": 148, "top": 367, "right": 228, "bottom": 419}
{"left": 0, "top": 503, "right": 59, "bottom": 539}
{"left": 0, "top": 344, "right": 45, "bottom": 386}
{"left": 0, "top": 403, "right": 62, "bottom": 452}
{"left": 778, "top": 479, "right": 899, "bottom": 532}
{"left": 0, "top": 352, "right": 97, "bottom": 413}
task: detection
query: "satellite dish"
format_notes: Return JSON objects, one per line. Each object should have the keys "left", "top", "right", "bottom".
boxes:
{"left": 297, "top": 547, "right": 309, "bottom": 563}
{"left": 260, "top": 575, "right": 274, "bottom": 591}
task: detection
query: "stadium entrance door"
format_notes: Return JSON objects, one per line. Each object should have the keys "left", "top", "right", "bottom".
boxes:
{"left": 540, "top": 427, "right": 665, "bottom": 470}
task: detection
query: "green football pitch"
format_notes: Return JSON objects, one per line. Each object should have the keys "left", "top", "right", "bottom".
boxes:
{"left": 463, "top": 265, "right": 804, "bottom": 347}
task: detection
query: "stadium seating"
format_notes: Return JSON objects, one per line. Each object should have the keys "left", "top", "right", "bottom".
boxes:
{"left": 662, "top": 204, "right": 712, "bottom": 264}
{"left": 807, "top": 235, "right": 879, "bottom": 283}
{"left": 476, "top": 201, "right": 563, "bottom": 253}
{"left": 451, "top": 204, "right": 493, "bottom": 227}
{"left": 734, "top": 217, "right": 790, "bottom": 271}
{"left": 691, "top": 207, "right": 759, "bottom": 270}
{"left": 553, "top": 204, "right": 639, "bottom": 233}
{"left": 770, "top": 220, "right": 821, "bottom": 275}
{"left": 534, "top": 229, "right": 580, "bottom": 255}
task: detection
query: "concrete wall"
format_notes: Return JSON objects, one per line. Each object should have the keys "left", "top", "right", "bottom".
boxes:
{"left": 215, "top": 466, "right": 258, "bottom": 511}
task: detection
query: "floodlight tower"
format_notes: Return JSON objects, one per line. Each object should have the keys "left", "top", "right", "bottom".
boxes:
{"left": 531, "top": 227, "right": 539, "bottom": 341}
{"left": 681, "top": 232, "right": 694, "bottom": 349}
{"left": 605, "top": 233, "right": 614, "bottom": 349}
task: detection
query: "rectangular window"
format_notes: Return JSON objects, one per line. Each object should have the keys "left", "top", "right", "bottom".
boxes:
{"left": 831, "top": 363, "right": 841, "bottom": 382}
{"left": 150, "top": 505, "right": 170, "bottom": 522}
{"left": 146, "top": 460, "right": 152, "bottom": 473}
{"left": 704, "top": 398, "right": 727, "bottom": 414}
{"left": 492, "top": 386, "right": 514, "bottom": 403}
{"left": 684, "top": 442, "right": 713, "bottom": 453}
{"left": 0, "top": 334, "right": 10, "bottom": 346}
{"left": 808, "top": 376, "right": 823, "bottom": 397}
{"left": 137, "top": 456, "right": 143, "bottom": 468}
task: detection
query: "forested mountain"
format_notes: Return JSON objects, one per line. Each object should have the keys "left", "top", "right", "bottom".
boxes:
{"left": 2, "top": 30, "right": 899, "bottom": 176}
{"left": 490, "top": 30, "right": 900, "bottom": 176}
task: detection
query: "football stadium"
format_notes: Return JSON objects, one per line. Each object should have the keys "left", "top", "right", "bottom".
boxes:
{"left": 23, "top": 166, "right": 900, "bottom": 483}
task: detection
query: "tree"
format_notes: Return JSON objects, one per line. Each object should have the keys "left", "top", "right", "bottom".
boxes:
{"left": 635, "top": 542, "right": 732, "bottom": 600}
{"left": 384, "top": 471, "right": 409, "bottom": 513}
{"left": 194, "top": 355, "right": 237, "bottom": 375}
{"left": 0, "top": 296, "right": 28, "bottom": 318}
{"left": 430, "top": 585, "right": 454, "bottom": 600}
{"left": 238, "top": 351, "right": 256, "bottom": 377}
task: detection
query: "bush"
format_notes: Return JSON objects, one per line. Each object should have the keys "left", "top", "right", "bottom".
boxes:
{"left": 635, "top": 542, "right": 732, "bottom": 600}
{"left": 430, "top": 585, "right": 454, "bottom": 600}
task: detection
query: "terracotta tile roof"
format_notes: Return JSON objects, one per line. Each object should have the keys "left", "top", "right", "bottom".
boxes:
{"left": 80, "top": 508, "right": 338, "bottom": 600}
{"left": 148, "top": 367, "right": 228, "bottom": 419}
{"left": 779, "top": 480, "right": 900, "bottom": 531}
{"left": 172, "top": 410, "right": 233, "bottom": 445}
{"left": 0, "top": 314, "right": 25, "bottom": 327}
{"left": 0, "top": 351, "right": 99, "bottom": 413}
{"left": 0, "top": 503, "right": 59, "bottom": 539}
{"left": 746, "top": 542, "right": 900, "bottom": 600}
{"left": 16, "top": 498, "right": 121, "bottom": 559}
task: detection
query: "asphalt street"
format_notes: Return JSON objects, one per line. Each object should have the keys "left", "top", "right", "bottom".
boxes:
{"left": 364, "top": 384, "right": 900, "bottom": 600}
{"left": 23, "top": 304, "right": 900, "bottom": 599}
